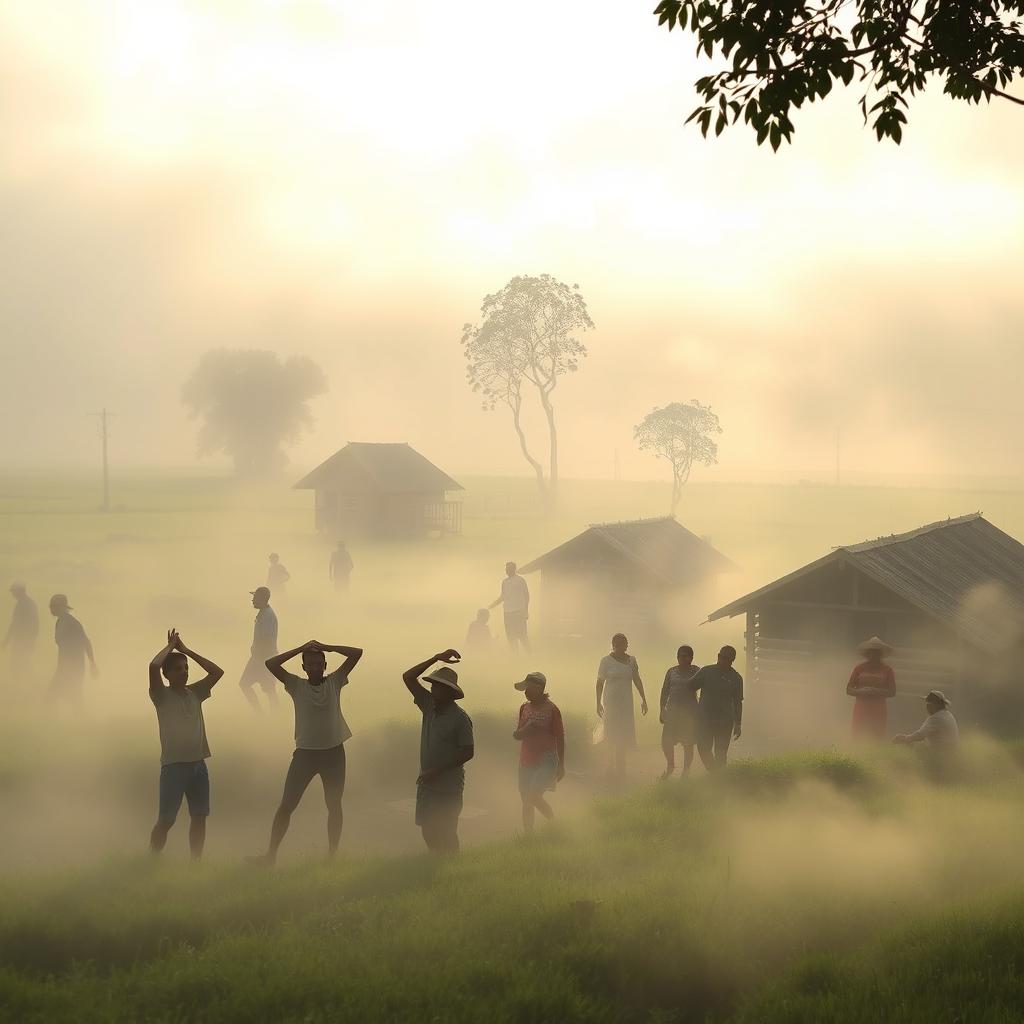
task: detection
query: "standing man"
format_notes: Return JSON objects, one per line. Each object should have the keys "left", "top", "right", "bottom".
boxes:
{"left": 490, "top": 561, "right": 530, "bottom": 654}
{"left": 239, "top": 586, "right": 278, "bottom": 711}
{"left": 3, "top": 582, "right": 39, "bottom": 684}
{"left": 329, "top": 540, "right": 353, "bottom": 594}
{"left": 691, "top": 645, "right": 743, "bottom": 772}
{"left": 659, "top": 644, "right": 700, "bottom": 779}
{"left": 149, "top": 629, "right": 224, "bottom": 860}
{"left": 48, "top": 594, "right": 97, "bottom": 705}
{"left": 513, "top": 671, "right": 565, "bottom": 833}
{"left": 401, "top": 649, "right": 474, "bottom": 854}
{"left": 267, "top": 554, "right": 291, "bottom": 598}
{"left": 251, "top": 638, "right": 363, "bottom": 864}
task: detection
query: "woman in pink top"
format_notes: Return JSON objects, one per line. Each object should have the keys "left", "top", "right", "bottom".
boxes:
{"left": 847, "top": 636, "right": 896, "bottom": 740}
{"left": 512, "top": 671, "right": 565, "bottom": 833}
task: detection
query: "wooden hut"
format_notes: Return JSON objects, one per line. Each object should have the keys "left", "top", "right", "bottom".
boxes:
{"left": 519, "top": 516, "right": 737, "bottom": 638}
{"left": 294, "top": 442, "right": 463, "bottom": 539}
{"left": 707, "top": 513, "right": 1024, "bottom": 730}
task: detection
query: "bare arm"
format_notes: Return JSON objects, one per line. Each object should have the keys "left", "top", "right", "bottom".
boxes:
{"left": 265, "top": 641, "right": 317, "bottom": 684}
{"left": 402, "top": 649, "right": 461, "bottom": 701}
{"left": 632, "top": 660, "right": 648, "bottom": 715}
{"left": 149, "top": 629, "right": 178, "bottom": 697}
{"left": 178, "top": 637, "right": 224, "bottom": 691}
{"left": 595, "top": 677, "right": 606, "bottom": 718}
{"left": 317, "top": 643, "right": 363, "bottom": 677}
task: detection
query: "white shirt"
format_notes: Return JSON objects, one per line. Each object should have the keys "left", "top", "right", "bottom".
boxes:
{"left": 151, "top": 681, "right": 213, "bottom": 765}
{"left": 282, "top": 668, "right": 352, "bottom": 749}
{"left": 907, "top": 708, "right": 959, "bottom": 747}
{"left": 500, "top": 574, "right": 530, "bottom": 615}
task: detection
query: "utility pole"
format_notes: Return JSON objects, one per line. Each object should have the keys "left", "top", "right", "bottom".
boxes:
{"left": 90, "top": 408, "right": 113, "bottom": 511}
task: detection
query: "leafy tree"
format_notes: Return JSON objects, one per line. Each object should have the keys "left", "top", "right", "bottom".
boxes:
{"left": 635, "top": 400, "right": 722, "bottom": 514}
{"left": 654, "top": 0, "right": 1024, "bottom": 147}
{"left": 462, "top": 275, "right": 593, "bottom": 509}
{"left": 182, "top": 350, "right": 327, "bottom": 477}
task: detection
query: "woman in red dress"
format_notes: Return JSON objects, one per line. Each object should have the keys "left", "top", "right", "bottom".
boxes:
{"left": 847, "top": 637, "right": 896, "bottom": 740}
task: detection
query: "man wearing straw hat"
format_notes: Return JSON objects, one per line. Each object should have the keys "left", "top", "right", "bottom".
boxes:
{"left": 402, "top": 649, "right": 474, "bottom": 854}
{"left": 846, "top": 637, "right": 896, "bottom": 741}
{"left": 893, "top": 690, "right": 959, "bottom": 751}
{"left": 48, "top": 594, "right": 97, "bottom": 704}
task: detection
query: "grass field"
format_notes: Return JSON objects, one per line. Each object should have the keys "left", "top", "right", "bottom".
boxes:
{"left": 2, "top": 471, "right": 1024, "bottom": 1021}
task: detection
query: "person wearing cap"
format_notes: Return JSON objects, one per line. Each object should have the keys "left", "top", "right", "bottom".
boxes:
{"left": 267, "top": 553, "right": 291, "bottom": 598}
{"left": 239, "top": 586, "right": 279, "bottom": 712}
{"left": 250, "top": 637, "right": 363, "bottom": 864}
{"left": 893, "top": 690, "right": 959, "bottom": 752}
{"left": 658, "top": 645, "right": 700, "bottom": 779}
{"left": 596, "top": 633, "right": 648, "bottom": 780}
{"left": 489, "top": 562, "right": 531, "bottom": 655}
{"left": 48, "top": 594, "right": 97, "bottom": 704}
{"left": 148, "top": 629, "right": 224, "bottom": 860}
{"left": 402, "top": 649, "right": 474, "bottom": 854}
{"left": 690, "top": 645, "right": 743, "bottom": 771}
{"left": 847, "top": 637, "right": 897, "bottom": 741}
{"left": 513, "top": 671, "right": 565, "bottom": 832}
{"left": 3, "top": 582, "right": 39, "bottom": 684}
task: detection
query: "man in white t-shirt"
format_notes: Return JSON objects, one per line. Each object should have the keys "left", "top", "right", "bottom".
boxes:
{"left": 149, "top": 629, "right": 224, "bottom": 860}
{"left": 893, "top": 690, "right": 959, "bottom": 751}
{"left": 251, "top": 638, "right": 363, "bottom": 864}
{"left": 489, "top": 561, "right": 531, "bottom": 654}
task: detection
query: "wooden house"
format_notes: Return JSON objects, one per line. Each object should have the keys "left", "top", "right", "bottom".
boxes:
{"left": 519, "top": 516, "right": 737, "bottom": 638}
{"left": 294, "top": 442, "right": 463, "bottom": 539}
{"left": 707, "top": 514, "right": 1024, "bottom": 731}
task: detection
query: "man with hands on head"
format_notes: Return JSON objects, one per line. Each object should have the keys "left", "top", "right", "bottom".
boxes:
{"left": 402, "top": 649, "right": 474, "bottom": 854}
{"left": 252, "top": 638, "right": 363, "bottom": 865}
{"left": 149, "top": 629, "right": 224, "bottom": 860}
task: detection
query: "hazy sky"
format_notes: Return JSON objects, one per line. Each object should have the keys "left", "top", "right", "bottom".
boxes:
{"left": 1, "top": 1, "right": 1022, "bottom": 481}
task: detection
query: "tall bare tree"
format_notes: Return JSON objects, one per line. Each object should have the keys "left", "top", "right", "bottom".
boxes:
{"left": 462, "top": 275, "right": 593, "bottom": 509}
{"left": 183, "top": 349, "right": 327, "bottom": 477}
{"left": 635, "top": 400, "right": 722, "bottom": 514}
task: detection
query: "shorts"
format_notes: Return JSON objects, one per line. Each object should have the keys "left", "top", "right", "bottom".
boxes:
{"left": 518, "top": 751, "right": 558, "bottom": 796}
{"left": 504, "top": 612, "right": 529, "bottom": 642}
{"left": 415, "top": 785, "right": 463, "bottom": 828}
{"left": 159, "top": 761, "right": 210, "bottom": 823}
{"left": 281, "top": 745, "right": 346, "bottom": 809}
{"left": 240, "top": 656, "right": 276, "bottom": 693}
{"left": 662, "top": 705, "right": 697, "bottom": 746}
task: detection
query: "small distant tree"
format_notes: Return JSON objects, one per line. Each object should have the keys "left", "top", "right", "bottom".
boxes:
{"left": 635, "top": 400, "right": 722, "bottom": 514}
{"left": 182, "top": 350, "right": 327, "bottom": 477}
{"left": 462, "top": 274, "right": 594, "bottom": 510}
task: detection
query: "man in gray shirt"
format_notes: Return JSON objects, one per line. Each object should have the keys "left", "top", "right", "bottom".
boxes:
{"left": 239, "top": 586, "right": 279, "bottom": 712}
{"left": 402, "top": 649, "right": 474, "bottom": 854}
{"left": 490, "top": 562, "right": 530, "bottom": 655}
{"left": 252, "top": 638, "right": 363, "bottom": 864}
{"left": 690, "top": 645, "right": 743, "bottom": 772}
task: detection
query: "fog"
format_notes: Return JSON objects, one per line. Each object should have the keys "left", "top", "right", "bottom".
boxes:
{"left": 2, "top": 2, "right": 1023, "bottom": 486}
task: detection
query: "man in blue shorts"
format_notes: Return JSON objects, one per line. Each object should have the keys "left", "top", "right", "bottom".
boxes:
{"left": 149, "top": 629, "right": 224, "bottom": 859}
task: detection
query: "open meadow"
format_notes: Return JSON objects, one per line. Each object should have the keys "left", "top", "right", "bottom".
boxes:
{"left": 3, "top": 472, "right": 1024, "bottom": 1022}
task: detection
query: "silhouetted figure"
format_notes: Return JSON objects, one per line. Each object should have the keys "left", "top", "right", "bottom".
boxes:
{"left": 48, "top": 594, "right": 96, "bottom": 705}
{"left": 251, "top": 639, "right": 363, "bottom": 864}
{"left": 402, "top": 649, "right": 474, "bottom": 854}
{"left": 464, "top": 608, "right": 492, "bottom": 655}
{"left": 659, "top": 645, "right": 700, "bottom": 779}
{"left": 513, "top": 671, "right": 565, "bottom": 832}
{"left": 596, "top": 633, "right": 648, "bottom": 780}
{"left": 149, "top": 629, "right": 224, "bottom": 860}
{"left": 239, "top": 587, "right": 278, "bottom": 711}
{"left": 691, "top": 645, "right": 743, "bottom": 771}
{"left": 847, "top": 636, "right": 896, "bottom": 741}
{"left": 329, "top": 541, "right": 353, "bottom": 593}
{"left": 4, "top": 582, "right": 39, "bottom": 684}
{"left": 267, "top": 553, "right": 290, "bottom": 597}
{"left": 489, "top": 561, "right": 530, "bottom": 654}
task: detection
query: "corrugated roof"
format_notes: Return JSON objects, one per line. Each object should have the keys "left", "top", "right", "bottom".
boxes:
{"left": 293, "top": 443, "right": 463, "bottom": 494}
{"left": 708, "top": 514, "right": 1024, "bottom": 649}
{"left": 520, "top": 516, "right": 737, "bottom": 583}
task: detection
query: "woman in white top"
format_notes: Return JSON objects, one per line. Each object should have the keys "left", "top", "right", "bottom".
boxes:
{"left": 596, "top": 632, "right": 648, "bottom": 780}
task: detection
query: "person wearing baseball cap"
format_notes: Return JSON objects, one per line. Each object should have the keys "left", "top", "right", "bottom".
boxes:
{"left": 239, "top": 586, "right": 278, "bottom": 712}
{"left": 401, "top": 648, "right": 474, "bottom": 854}
{"left": 893, "top": 690, "right": 959, "bottom": 753}
{"left": 48, "top": 593, "right": 97, "bottom": 705}
{"left": 512, "top": 671, "right": 565, "bottom": 832}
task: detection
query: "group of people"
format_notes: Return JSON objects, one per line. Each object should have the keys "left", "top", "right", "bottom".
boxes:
{"left": 149, "top": 628, "right": 571, "bottom": 860}
{"left": 847, "top": 636, "right": 960, "bottom": 754}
